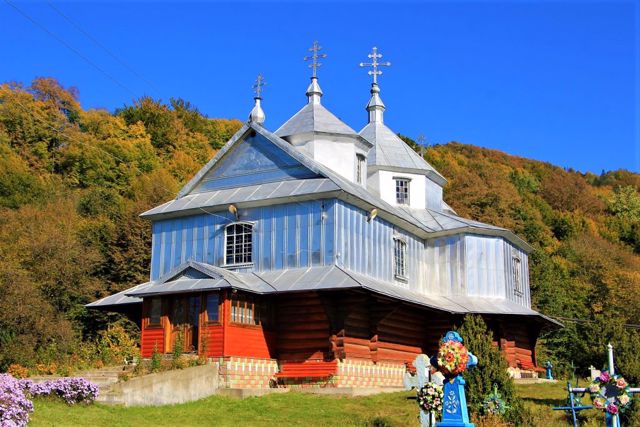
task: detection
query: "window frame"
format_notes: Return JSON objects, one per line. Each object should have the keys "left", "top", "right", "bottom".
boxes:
{"left": 393, "top": 236, "right": 408, "bottom": 281}
{"left": 205, "top": 292, "right": 221, "bottom": 324}
{"left": 148, "top": 297, "right": 162, "bottom": 327}
{"left": 229, "top": 293, "right": 272, "bottom": 328}
{"left": 512, "top": 252, "right": 523, "bottom": 295}
{"left": 224, "top": 221, "right": 254, "bottom": 267}
{"left": 394, "top": 177, "right": 411, "bottom": 205}
{"left": 355, "top": 154, "right": 366, "bottom": 185}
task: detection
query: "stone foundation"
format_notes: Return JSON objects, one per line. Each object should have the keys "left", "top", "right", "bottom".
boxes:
{"left": 334, "top": 359, "right": 407, "bottom": 388}
{"left": 217, "top": 357, "right": 279, "bottom": 389}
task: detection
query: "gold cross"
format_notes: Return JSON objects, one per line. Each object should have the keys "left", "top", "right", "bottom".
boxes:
{"left": 253, "top": 74, "right": 265, "bottom": 98}
{"left": 359, "top": 46, "right": 391, "bottom": 84}
{"left": 304, "top": 41, "right": 327, "bottom": 78}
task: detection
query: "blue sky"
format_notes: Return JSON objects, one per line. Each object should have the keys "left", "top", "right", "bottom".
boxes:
{"left": 2, "top": 1, "right": 637, "bottom": 173}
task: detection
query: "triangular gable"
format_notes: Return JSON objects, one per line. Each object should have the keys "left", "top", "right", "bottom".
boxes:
{"left": 156, "top": 261, "right": 222, "bottom": 285}
{"left": 178, "top": 124, "right": 320, "bottom": 197}
{"left": 167, "top": 266, "right": 213, "bottom": 282}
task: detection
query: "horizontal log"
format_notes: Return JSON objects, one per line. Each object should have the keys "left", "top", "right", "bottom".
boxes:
{"left": 278, "top": 351, "right": 327, "bottom": 361}
{"left": 376, "top": 341, "right": 422, "bottom": 354}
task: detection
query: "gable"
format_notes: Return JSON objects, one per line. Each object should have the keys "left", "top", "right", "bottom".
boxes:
{"left": 189, "top": 132, "right": 319, "bottom": 194}
{"left": 167, "top": 267, "right": 213, "bottom": 281}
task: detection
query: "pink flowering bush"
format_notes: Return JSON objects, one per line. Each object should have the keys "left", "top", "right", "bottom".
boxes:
{"left": 0, "top": 374, "right": 34, "bottom": 427}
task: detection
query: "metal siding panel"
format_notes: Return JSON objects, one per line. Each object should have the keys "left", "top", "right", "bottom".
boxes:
{"left": 325, "top": 199, "right": 335, "bottom": 266}
{"left": 311, "top": 202, "right": 322, "bottom": 266}
{"left": 274, "top": 206, "right": 285, "bottom": 269}
{"left": 151, "top": 221, "right": 161, "bottom": 280}
{"left": 195, "top": 215, "right": 205, "bottom": 264}
{"left": 286, "top": 205, "right": 297, "bottom": 268}
{"left": 261, "top": 207, "right": 273, "bottom": 269}
{"left": 299, "top": 205, "right": 309, "bottom": 267}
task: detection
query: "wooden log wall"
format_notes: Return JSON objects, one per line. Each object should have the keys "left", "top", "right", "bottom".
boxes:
{"left": 140, "top": 298, "right": 166, "bottom": 357}
{"left": 201, "top": 324, "right": 224, "bottom": 357}
{"left": 276, "top": 292, "right": 332, "bottom": 361}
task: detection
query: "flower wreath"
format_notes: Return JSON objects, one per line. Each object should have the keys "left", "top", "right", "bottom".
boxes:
{"left": 588, "top": 371, "right": 633, "bottom": 415}
{"left": 437, "top": 340, "right": 470, "bottom": 377}
{"left": 416, "top": 382, "right": 444, "bottom": 413}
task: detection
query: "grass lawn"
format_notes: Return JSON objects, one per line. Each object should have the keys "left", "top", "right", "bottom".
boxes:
{"left": 30, "top": 382, "right": 607, "bottom": 427}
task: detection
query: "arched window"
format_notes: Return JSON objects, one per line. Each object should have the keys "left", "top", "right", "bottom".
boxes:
{"left": 225, "top": 222, "right": 253, "bottom": 266}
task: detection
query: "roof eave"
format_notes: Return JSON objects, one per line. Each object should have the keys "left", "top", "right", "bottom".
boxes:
{"left": 427, "top": 227, "right": 534, "bottom": 253}
{"left": 368, "top": 165, "right": 447, "bottom": 187}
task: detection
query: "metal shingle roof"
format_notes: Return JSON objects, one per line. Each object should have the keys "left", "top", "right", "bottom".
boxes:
{"left": 88, "top": 262, "right": 558, "bottom": 326}
{"left": 359, "top": 122, "right": 446, "bottom": 185}
{"left": 275, "top": 102, "right": 357, "bottom": 137}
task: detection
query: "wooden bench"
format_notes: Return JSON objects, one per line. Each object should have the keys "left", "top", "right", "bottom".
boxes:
{"left": 275, "top": 360, "right": 338, "bottom": 379}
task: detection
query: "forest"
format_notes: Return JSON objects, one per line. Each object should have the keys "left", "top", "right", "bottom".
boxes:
{"left": 0, "top": 77, "right": 638, "bottom": 384}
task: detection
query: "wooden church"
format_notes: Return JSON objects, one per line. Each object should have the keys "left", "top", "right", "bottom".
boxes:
{"left": 89, "top": 45, "right": 559, "bottom": 389}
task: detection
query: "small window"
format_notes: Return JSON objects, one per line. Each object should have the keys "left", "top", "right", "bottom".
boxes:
{"left": 225, "top": 222, "right": 253, "bottom": 266}
{"left": 206, "top": 293, "right": 219, "bottom": 323}
{"left": 393, "top": 237, "right": 407, "bottom": 280}
{"left": 149, "top": 297, "right": 161, "bottom": 325}
{"left": 513, "top": 254, "right": 522, "bottom": 295}
{"left": 356, "top": 154, "right": 366, "bottom": 185}
{"left": 395, "top": 178, "right": 410, "bottom": 205}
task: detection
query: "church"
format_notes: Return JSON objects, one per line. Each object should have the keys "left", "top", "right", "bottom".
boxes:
{"left": 89, "top": 44, "right": 558, "bottom": 390}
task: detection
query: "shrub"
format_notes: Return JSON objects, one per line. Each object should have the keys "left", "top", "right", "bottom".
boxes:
{"left": 97, "top": 323, "right": 140, "bottom": 366}
{"left": 7, "top": 364, "right": 29, "bottom": 379}
{"left": 21, "top": 377, "right": 99, "bottom": 404}
{"left": 0, "top": 374, "right": 34, "bottom": 426}
{"left": 150, "top": 342, "right": 162, "bottom": 373}
{"left": 456, "top": 315, "right": 527, "bottom": 424}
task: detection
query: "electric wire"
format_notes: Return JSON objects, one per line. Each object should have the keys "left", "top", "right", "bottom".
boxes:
{"left": 45, "top": 0, "right": 159, "bottom": 94}
{"left": 3, "top": 0, "right": 138, "bottom": 97}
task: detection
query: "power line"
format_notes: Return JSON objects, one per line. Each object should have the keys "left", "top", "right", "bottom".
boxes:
{"left": 45, "top": 1, "right": 158, "bottom": 94}
{"left": 550, "top": 315, "right": 640, "bottom": 330}
{"left": 3, "top": 0, "right": 138, "bottom": 98}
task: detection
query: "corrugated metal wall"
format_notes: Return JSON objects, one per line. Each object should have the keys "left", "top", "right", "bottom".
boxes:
{"left": 150, "top": 197, "right": 531, "bottom": 309}
{"left": 464, "top": 235, "right": 507, "bottom": 298}
{"left": 424, "top": 235, "right": 466, "bottom": 295}
{"left": 150, "top": 200, "right": 334, "bottom": 280}
{"left": 334, "top": 200, "right": 423, "bottom": 290}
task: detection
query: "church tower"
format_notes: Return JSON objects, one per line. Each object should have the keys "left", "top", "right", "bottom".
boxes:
{"left": 275, "top": 42, "right": 372, "bottom": 185}
{"left": 358, "top": 47, "right": 447, "bottom": 211}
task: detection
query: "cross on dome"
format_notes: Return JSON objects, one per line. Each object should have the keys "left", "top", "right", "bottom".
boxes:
{"left": 359, "top": 46, "right": 391, "bottom": 85}
{"left": 304, "top": 41, "right": 327, "bottom": 78}
{"left": 253, "top": 73, "right": 266, "bottom": 99}
{"left": 249, "top": 73, "right": 266, "bottom": 124}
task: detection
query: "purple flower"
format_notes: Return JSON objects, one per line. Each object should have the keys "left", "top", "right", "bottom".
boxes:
{"left": 0, "top": 374, "right": 34, "bottom": 427}
{"left": 599, "top": 372, "right": 610, "bottom": 383}
{"left": 606, "top": 403, "right": 619, "bottom": 414}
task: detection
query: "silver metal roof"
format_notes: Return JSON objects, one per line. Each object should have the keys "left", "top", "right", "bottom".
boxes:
{"left": 359, "top": 122, "right": 446, "bottom": 185}
{"left": 88, "top": 261, "right": 558, "bottom": 326}
{"left": 86, "top": 283, "right": 144, "bottom": 307}
{"left": 141, "top": 122, "right": 531, "bottom": 252}
{"left": 142, "top": 178, "right": 339, "bottom": 217}
{"left": 275, "top": 102, "right": 357, "bottom": 137}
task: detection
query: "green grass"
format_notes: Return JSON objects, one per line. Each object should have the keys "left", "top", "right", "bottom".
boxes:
{"left": 29, "top": 382, "right": 612, "bottom": 427}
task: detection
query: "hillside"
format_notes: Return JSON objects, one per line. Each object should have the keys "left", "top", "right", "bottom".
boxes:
{"left": 0, "top": 78, "right": 638, "bottom": 382}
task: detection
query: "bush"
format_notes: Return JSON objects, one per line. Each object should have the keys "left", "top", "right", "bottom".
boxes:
{"left": 20, "top": 377, "right": 99, "bottom": 404}
{"left": 0, "top": 374, "right": 34, "bottom": 426}
{"left": 456, "top": 315, "right": 527, "bottom": 424}
{"left": 7, "top": 364, "right": 29, "bottom": 379}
